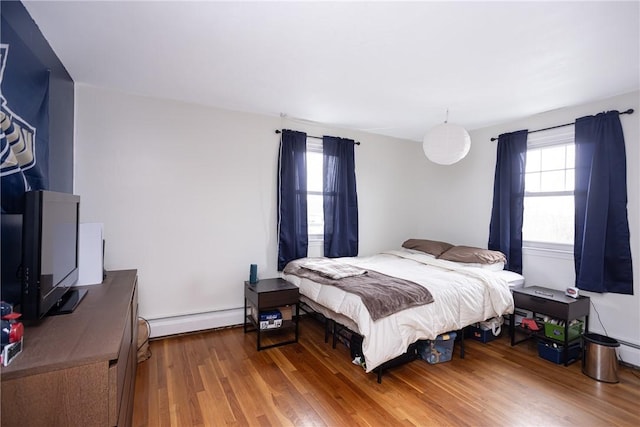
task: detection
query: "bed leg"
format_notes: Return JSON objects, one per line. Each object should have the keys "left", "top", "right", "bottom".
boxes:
{"left": 332, "top": 323, "right": 338, "bottom": 349}
{"left": 324, "top": 319, "right": 332, "bottom": 343}
{"left": 377, "top": 368, "right": 382, "bottom": 384}
{"left": 459, "top": 328, "right": 465, "bottom": 359}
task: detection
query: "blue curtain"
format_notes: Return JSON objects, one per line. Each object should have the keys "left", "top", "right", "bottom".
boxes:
{"left": 277, "top": 130, "right": 308, "bottom": 271}
{"left": 574, "top": 111, "right": 633, "bottom": 294}
{"left": 488, "top": 130, "right": 528, "bottom": 274}
{"left": 322, "top": 136, "right": 358, "bottom": 258}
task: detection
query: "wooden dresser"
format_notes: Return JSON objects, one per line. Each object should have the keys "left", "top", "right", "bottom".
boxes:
{"left": 1, "top": 270, "right": 138, "bottom": 427}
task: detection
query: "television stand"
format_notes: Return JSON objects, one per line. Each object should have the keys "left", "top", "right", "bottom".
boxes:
{"left": 48, "top": 288, "right": 89, "bottom": 316}
{"left": 1, "top": 270, "right": 139, "bottom": 426}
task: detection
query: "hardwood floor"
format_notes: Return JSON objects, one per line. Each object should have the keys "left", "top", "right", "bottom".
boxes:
{"left": 133, "top": 316, "right": 640, "bottom": 426}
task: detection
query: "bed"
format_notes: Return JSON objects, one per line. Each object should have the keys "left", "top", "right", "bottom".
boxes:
{"left": 282, "top": 240, "right": 520, "bottom": 378}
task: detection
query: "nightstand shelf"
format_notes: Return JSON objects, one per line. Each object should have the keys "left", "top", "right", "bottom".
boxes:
{"left": 510, "top": 286, "right": 590, "bottom": 366}
{"left": 243, "top": 278, "right": 300, "bottom": 351}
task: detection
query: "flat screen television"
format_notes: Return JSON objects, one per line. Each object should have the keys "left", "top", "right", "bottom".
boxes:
{"left": 20, "top": 190, "right": 86, "bottom": 321}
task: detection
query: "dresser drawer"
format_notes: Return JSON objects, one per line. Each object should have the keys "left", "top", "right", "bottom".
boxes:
{"left": 513, "top": 292, "right": 567, "bottom": 318}
{"left": 259, "top": 288, "right": 299, "bottom": 308}
{"left": 109, "top": 298, "right": 133, "bottom": 426}
{"left": 245, "top": 280, "right": 299, "bottom": 309}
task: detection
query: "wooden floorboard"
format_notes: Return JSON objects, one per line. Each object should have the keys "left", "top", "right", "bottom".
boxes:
{"left": 133, "top": 316, "right": 640, "bottom": 426}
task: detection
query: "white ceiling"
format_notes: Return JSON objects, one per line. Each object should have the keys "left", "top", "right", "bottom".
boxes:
{"left": 23, "top": 1, "right": 640, "bottom": 141}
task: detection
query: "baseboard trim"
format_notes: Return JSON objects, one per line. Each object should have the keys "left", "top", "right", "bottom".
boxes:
{"left": 619, "top": 342, "right": 640, "bottom": 368}
{"left": 147, "top": 308, "right": 244, "bottom": 338}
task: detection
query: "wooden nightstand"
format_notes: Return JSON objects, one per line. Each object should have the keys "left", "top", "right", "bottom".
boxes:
{"left": 243, "top": 278, "right": 299, "bottom": 351}
{"left": 510, "top": 286, "right": 590, "bottom": 366}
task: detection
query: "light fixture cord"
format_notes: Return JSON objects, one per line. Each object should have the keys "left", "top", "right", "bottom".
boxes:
{"left": 445, "top": 108, "right": 449, "bottom": 124}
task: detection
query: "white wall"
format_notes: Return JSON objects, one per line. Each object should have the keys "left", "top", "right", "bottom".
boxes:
{"left": 74, "top": 85, "right": 425, "bottom": 327}
{"left": 75, "top": 84, "right": 639, "bottom": 365}
{"left": 421, "top": 91, "right": 640, "bottom": 365}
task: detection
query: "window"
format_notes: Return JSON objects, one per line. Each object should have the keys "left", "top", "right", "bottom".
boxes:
{"left": 306, "top": 139, "right": 324, "bottom": 240}
{"left": 522, "top": 127, "right": 575, "bottom": 248}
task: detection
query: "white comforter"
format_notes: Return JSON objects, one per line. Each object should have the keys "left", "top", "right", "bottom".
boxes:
{"left": 282, "top": 249, "right": 514, "bottom": 372}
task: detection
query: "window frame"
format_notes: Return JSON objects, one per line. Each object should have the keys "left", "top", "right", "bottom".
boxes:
{"left": 306, "top": 138, "right": 324, "bottom": 243}
{"left": 522, "top": 126, "right": 575, "bottom": 253}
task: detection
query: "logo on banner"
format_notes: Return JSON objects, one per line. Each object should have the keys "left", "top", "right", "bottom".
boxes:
{"left": 0, "top": 43, "right": 49, "bottom": 213}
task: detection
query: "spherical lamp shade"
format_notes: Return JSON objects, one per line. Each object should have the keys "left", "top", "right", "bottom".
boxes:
{"left": 422, "top": 123, "right": 471, "bottom": 165}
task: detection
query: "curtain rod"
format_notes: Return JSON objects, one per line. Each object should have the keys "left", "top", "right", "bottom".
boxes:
{"left": 490, "top": 108, "right": 634, "bottom": 141}
{"left": 275, "top": 129, "right": 361, "bottom": 145}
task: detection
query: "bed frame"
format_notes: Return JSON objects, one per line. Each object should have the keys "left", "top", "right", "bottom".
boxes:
{"left": 301, "top": 302, "right": 466, "bottom": 383}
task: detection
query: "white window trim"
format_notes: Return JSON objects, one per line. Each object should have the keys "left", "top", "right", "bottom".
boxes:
{"left": 526, "top": 127, "right": 574, "bottom": 148}
{"left": 522, "top": 125, "right": 575, "bottom": 254}
{"left": 524, "top": 190, "right": 573, "bottom": 198}
{"left": 307, "top": 139, "right": 323, "bottom": 153}
{"left": 307, "top": 139, "right": 324, "bottom": 242}
{"left": 522, "top": 241, "right": 574, "bottom": 258}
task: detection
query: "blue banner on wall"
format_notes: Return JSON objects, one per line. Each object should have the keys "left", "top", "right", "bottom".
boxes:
{"left": 0, "top": 19, "right": 50, "bottom": 213}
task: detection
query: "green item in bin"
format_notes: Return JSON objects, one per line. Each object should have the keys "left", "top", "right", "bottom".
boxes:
{"left": 544, "top": 320, "right": 584, "bottom": 341}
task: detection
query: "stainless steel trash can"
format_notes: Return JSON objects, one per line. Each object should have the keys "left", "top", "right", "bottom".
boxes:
{"left": 582, "top": 333, "right": 620, "bottom": 383}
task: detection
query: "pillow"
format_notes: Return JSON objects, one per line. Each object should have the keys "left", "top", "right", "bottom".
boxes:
{"left": 401, "top": 248, "right": 436, "bottom": 258}
{"left": 438, "top": 245, "right": 507, "bottom": 265}
{"left": 402, "top": 239, "right": 454, "bottom": 257}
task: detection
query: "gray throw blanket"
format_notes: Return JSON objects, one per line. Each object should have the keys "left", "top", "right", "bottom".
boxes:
{"left": 284, "top": 260, "right": 434, "bottom": 321}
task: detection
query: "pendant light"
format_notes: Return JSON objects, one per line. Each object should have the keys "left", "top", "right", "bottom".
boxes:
{"left": 422, "top": 110, "right": 471, "bottom": 165}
